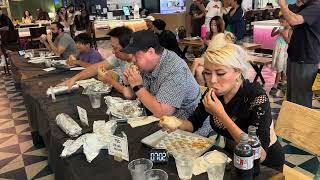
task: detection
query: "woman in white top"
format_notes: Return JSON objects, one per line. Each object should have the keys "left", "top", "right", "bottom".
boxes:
{"left": 205, "top": 0, "right": 222, "bottom": 31}
{"left": 22, "top": 10, "right": 33, "bottom": 24}
{"left": 56, "top": 7, "right": 72, "bottom": 34}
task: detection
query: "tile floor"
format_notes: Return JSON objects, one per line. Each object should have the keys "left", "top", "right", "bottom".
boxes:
{"left": 0, "top": 40, "right": 319, "bottom": 179}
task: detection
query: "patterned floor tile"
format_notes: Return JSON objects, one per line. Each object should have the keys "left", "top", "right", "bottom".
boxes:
{"left": 298, "top": 157, "right": 320, "bottom": 175}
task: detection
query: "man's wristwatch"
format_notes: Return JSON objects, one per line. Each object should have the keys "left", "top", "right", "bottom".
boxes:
{"left": 132, "top": 85, "right": 144, "bottom": 93}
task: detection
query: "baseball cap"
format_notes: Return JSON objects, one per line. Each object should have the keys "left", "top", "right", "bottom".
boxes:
{"left": 121, "top": 30, "right": 161, "bottom": 54}
{"left": 145, "top": 15, "right": 155, "bottom": 22}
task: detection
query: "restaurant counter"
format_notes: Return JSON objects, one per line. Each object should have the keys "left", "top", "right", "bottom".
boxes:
{"left": 94, "top": 19, "right": 147, "bottom": 38}
{"left": 252, "top": 19, "right": 280, "bottom": 49}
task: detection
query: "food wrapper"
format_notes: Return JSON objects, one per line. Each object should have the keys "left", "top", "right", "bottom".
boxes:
{"left": 56, "top": 113, "right": 82, "bottom": 138}
{"left": 104, "top": 96, "right": 143, "bottom": 119}
{"left": 93, "top": 120, "right": 117, "bottom": 149}
{"left": 83, "top": 133, "right": 105, "bottom": 163}
{"left": 82, "top": 81, "right": 112, "bottom": 95}
{"left": 192, "top": 150, "right": 231, "bottom": 175}
{"left": 60, "top": 134, "right": 89, "bottom": 158}
{"left": 60, "top": 120, "right": 118, "bottom": 163}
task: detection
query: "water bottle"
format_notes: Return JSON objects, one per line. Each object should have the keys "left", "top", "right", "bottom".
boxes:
{"left": 234, "top": 133, "right": 254, "bottom": 180}
{"left": 248, "top": 126, "right": 261, "bottom": 176}
{"left": 201, "top": 24, "right": 206, "bottom": 39}
{"left": 176, "top": 28, "right": 179, "bottom": 40}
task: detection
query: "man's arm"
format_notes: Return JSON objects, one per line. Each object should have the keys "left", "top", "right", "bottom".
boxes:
{"left": 136, "top": 88, "right": 176, "bottom": 117}
{"left": 278, "top": 0, "right": 304, "bottom": 26}
{"left": 74, "top": 60, "right": 91, "bottom": 68}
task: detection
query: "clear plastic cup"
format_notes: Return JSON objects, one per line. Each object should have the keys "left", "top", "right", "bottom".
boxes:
{"left": 174, "top": 154, "right": 194, "bottom": 180}
{"left": 128, "top": 158, "right": 153, "bottom": 180}
{"left": 44, "top": 59, "right": 52, "bottom": 67}
{"left": 39, "top": 51, "right": 45, "bottom": 58}
{"left": 88, "top": 94, "right": 101, "bottom": 109}
{"left": 203, "top": 151, "right": 228, "bottom": 180}
{"left": 144, "top": 169, "right": 168, "bottom": 180}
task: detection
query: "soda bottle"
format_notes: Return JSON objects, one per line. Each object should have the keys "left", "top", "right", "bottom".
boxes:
{"left": 201, "top": 24, "right": 207, "bottom": 39}
{"left": 248, "top": 126, "right": 261, "bottom": 176}
{"left": 234, "top": 133, "right": 254, "bottom": 180}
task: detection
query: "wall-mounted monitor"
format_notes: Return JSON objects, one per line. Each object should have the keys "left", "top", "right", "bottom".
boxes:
{"left": 122, "top": 6, "right": 130, "bottom": 16}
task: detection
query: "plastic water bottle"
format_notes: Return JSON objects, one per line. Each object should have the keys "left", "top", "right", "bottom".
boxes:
{"left": 176, "top": 28, "right": 179, "bottom": 40}
{"left": 248, "top": 126, "right": 261, "bottom": 176}
{"left": 234, "top": 133, "right": 254, "bottom": 180}
{"left": 201, "top": 24, "right": 206, "bottom": 39}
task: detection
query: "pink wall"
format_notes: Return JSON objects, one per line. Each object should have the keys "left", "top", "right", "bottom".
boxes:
{"left": 253, "top": 26, "right": 278, "bottom": 50}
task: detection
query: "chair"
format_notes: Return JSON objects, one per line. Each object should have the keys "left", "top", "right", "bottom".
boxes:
{"left": 0, "top": 29, "right": 20, "bottom": 75}
{"left": 29, "top": 26, "right": 47, "bottom": 49}
{"left": 275, "top": 101, "right": 320, "bottom": 179}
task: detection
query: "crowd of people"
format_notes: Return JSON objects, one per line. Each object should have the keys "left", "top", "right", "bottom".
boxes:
{"left": 0, "top": 0, "right": 319, "bottom": 174}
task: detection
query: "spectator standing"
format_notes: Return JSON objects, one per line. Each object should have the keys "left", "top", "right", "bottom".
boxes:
{"left": 278, "top": 0, "right": 320, "bottom": 107}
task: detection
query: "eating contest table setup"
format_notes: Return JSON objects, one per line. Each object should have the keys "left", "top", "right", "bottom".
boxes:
{"left": 8, "top": 49, "right": 280, "bottom": 180}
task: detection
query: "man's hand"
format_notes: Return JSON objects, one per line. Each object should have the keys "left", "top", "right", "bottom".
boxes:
{"left": 67, "top": 54, "right": 78, "bottom": 66}
{"left": 46, "top": 32, "right": 53, "bottom": 42}
{"left": 125, "top": 65, "right": 143, "bottom": 88}
{"left": 40, "top": 34, "right": 47, "bottom": 43}
{"left": 57, "top": 78, "right": 76, "bottom": 89}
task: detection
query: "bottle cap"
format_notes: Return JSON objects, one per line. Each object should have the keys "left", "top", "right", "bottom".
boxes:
{"left": 248, "top": 126, "right": 257, "bottom": 133}
{"left": 240, "top": 133, "right": 249, "bottom": 142}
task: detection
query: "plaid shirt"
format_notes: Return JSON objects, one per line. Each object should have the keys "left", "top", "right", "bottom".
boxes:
{"left": 143, "top": 49, "right": 201, "bottom": 119}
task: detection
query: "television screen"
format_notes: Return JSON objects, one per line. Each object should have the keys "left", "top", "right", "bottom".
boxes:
{"left": 122, "top": 6, "right": 130, "bottom": 16}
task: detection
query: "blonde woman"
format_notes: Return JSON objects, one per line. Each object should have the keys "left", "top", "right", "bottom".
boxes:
{"left": 192, "top": 32, "right": 235, "bottom": 85}
{"left": 161, "top": 35, "right": 285, "bottom": 171}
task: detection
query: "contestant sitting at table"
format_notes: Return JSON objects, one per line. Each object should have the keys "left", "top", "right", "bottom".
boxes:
{"left": 60, "top": 26, "right": 134, "bottom": 99}
{"left": 160, "top": 36, "right": 285, "bottom": 171}
{"left": 66, "top": 33, "right": 103, "bottom": 68}
{"left": 22, "top": 10, "right": 33, "bottom": 24}
{"left": 40, "top": 22, "right": 77, "bottom": 59}
{"left": 145, "top": 16, "right": 155, "bottom": 31}
{"left": 152, "top": 19, "right": 183, "bottom": 58}
{"left": 192, "top": 16, "right": 227, "bottom": 85}
{"left": 121, "top": 30, "right": 201, "bottom": 119}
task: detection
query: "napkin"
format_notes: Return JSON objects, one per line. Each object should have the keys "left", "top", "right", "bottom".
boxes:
{"left": 70, "top": 67, "right": 86, "bottom": 71}
{"left": 192, "top": 150, "right": 232, "bottom": 176}
{"left": 127, "top": 116, "right": 159, "bottom": 128}
{"left": 43, "top": 67, "right": 56, "bottom": 72}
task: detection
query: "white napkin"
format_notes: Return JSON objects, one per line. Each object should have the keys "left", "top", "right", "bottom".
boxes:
{"left": 43, "top": 67, "right": 56, "bottom": 72}
{"left": 193, "top": 150, "right": 232, "bottom": 176}
{"left": 127, "top": 116, "right": 159, "bottom": 128}
{"left": 70, "top": 67, "right": 86, "bottom": 71}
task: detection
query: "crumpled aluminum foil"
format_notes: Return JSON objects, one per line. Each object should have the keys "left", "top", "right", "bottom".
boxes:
{"left": 56, "top": 113, "right": 82, "bottom": 138}
{"left": 104, "top": 96, "right": 143, "bottom": 119}
{"left": 82, "top": 81, "right": 112, "bottom": 95}
{"left": 60, "top": 120, "right": 117, "bottom": 163}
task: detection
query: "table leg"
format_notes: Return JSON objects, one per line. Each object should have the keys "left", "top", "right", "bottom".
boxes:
{"left": 251, "top": 63, "right": 265, "bottom": 85}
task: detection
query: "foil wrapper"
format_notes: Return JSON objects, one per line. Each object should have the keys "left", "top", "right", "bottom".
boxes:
{"left": 46, "top": 84, "right": 79, "bottom": 96}
{"left": 56, "top": 113, "right": 82, "bottom": 138}
{"left": 82, "top": 81, "right": 112, "bottom": 95}
{"left": 60, "top": 120, "right": 117, "bottom": 163}
{"left": 104, "top": 96, "right": 143, "bottom": 119}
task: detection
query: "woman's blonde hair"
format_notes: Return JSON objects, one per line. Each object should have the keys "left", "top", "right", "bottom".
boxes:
{"left": 203, "top": 32, "right": 251, "bottom": 79}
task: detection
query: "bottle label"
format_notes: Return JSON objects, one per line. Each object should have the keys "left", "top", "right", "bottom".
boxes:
{"left": 234, "top": 154, "right": 254, "bottom": 170}
{"left": 252, "top": 147, "right": 261, "bottom": 160}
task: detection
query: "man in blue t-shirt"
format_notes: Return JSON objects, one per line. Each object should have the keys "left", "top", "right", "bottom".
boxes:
{"left": 66, "top": 33, "right": 103, "bottom": 67}
{"left": 278, "top": 0, "right": 320, "bottom": 108}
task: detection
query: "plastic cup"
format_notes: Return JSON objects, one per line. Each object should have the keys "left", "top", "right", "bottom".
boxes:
{"left": 174, "top": 154, "right": 194, "bottom": 180}
{"left": 203, "top": 151, "right": 228, "bottom": 180}
{"left": 88, "top": 93, "right": 101, "bottom": 109}
{"left": 39, "top": 51, "right": 45, "bottom": 57}
{"left": 144, "top": 169, "right": 168, "bottom": 180}
{"left": 128, "top": 158, "right": 153, "bottom": 180}
{"left": 44, "top": 59, "right": 52, "bottom": 67}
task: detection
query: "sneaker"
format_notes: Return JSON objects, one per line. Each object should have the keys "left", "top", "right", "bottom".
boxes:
{"left": 269, "top": 87, "right": 278, "bottom": 96}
